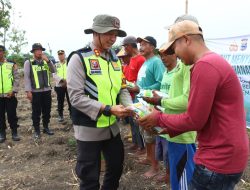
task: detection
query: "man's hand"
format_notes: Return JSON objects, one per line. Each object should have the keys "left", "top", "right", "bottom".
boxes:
{"left": 157, "top": 128, "right": 168, "bottom": 134}
{"left": 42, "top": 54, "right": 49, "bottom": 62}
{"left": 138, "top": 109, "right": 160, "bottom": 130}
{"left": 127, "top": 84, "right": 140, "bottom": 94}
{"left": 143, "top": 91, "right": 162, "bottom": 105}
{"left": 60, "top": 79, "right": 67, "bottom": 88}
{"left": 26, "top": 91, "right": 32, "bottom": 102}
{"left": 6, "top": 92, "right": 15, "bottom": 98}
{"left": 110, "top": 105, "right": 134, "bottom": 118}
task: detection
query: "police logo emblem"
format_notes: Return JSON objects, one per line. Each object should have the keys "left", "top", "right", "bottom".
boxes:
{"left": 112, "top": 18, "right": 120, "bottom": 29}
{"left": 89, "top": 59, "right": 102, "bottom": 74}
{"left": 240, "top": 38, "right": 248, "bottom": 51}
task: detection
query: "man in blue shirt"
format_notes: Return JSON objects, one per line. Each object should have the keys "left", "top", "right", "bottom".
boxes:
{"left": 129, "top": 36, "right": 165, "bottom": 178}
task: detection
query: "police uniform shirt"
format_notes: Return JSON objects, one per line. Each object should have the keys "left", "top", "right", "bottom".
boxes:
{"left": 67, "top": 43, "right": 132, "bottom": 141}
{"left": 24, "top": 59, "right": 56, "bottom": 92}
{"left": 0, "top": 60, "right": 20, "bottom": 97}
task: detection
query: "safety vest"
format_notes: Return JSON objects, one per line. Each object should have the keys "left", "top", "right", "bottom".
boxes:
{"left": 71, "top": 48, "right": 122, "bottom": 128}
{"left": 30, "top": 59, "right": 50, "bottom": 89}
{"left": 55, "top": 61, "right": 67, "bottom": 79}
{"left": 0, "top": 62, "right": 14, "bottom": 94}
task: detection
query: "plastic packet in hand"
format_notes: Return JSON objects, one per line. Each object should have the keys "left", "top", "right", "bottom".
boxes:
{"left": 154, "top": 91, "right": 169, "bottom": 98}
{"left": 137, "top": 89, "right": 153, "bottom": 98}
{"left": 153, "top": 126, "right": 165, "bottom": 134}
{"left": 144, "top": 90, "right": 153, "bottom": 97}
{"left": 128, "top": 102, "right": 151, "bottom": 119}
{"left": 126, "top": 81, "right": 135, "bottom": 88}
{"left": 155, "top": 105, "right": 165, "bottom": 112}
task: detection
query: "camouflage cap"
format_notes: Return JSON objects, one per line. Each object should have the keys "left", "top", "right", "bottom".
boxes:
{"left": 84, "top": 14, "right": 127, "bottom": 37}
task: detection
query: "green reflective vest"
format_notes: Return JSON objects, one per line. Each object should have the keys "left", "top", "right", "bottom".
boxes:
{"left": 71, "top": 50, "right": 122, "bottom": 128}
{"left": 0, "top": 62, "right": 14, "bottom": 94}
{"left": 30, "top": 59, "right": 50, "bottom": 89}
{"left": 55, "top": 61, "right": 67, "bottom": 79}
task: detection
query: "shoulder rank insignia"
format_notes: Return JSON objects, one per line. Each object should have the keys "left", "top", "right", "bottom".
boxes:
{"left": 94, "top": 49, "right": 100, "bottom": 57}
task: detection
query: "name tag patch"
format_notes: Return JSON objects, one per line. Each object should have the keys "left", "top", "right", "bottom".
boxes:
{"left": 5, "top": 65, "right": 13, "bottom": 70}
{"left": 111, "top": 62, "right": 120, "bottom": 71}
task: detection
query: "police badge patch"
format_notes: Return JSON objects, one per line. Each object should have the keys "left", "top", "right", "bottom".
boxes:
{"left": 89, "top": 59, "right": 102, "bottom": 74}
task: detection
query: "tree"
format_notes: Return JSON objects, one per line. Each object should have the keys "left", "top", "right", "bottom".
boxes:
{"left": 8, "top": 27, "right": 28, "bottom": 54}
{"left": 7, "top": 53, "right": 25, "bottom": 66}
{"left": 0, "top": 0, "right": 11, "bottom": 46}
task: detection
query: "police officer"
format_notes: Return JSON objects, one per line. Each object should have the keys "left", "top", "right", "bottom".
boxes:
{"left": 54, "top": 50, "right": 71, "bottom": 123}
{"left": 24, "top": 43, "right": 55, "bottom": 138}
{"left": 0, "top": 45, "right": 20, "bottom": 143}
{"left": 67, "top": 14, "right": 133, "bottom": 190}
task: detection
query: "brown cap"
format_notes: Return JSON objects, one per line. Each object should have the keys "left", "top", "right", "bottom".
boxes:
{"left": 160, "top": 20, "right": 203, "bottom": 54}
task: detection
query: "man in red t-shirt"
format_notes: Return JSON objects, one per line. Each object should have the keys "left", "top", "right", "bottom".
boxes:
{"left": 122, "top": 36, "right": 146, "bottom": 155}
{"left": 122, "top": 36, "right": 145, "bottom": 83}
{"left": 138, "top": 20, "right": 249, "bottom": 189}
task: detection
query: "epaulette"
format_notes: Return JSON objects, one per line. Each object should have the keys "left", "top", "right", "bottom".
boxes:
{"left": 67, "top": 46, "right": 92, "bottom": 64}
{"left": 79, "top": 46, "right": 92, "bottom": 53}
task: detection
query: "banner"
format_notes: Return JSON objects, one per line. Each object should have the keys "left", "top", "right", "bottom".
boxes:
{"left": 206, "top": 34, "right": 250, "bottom": 128}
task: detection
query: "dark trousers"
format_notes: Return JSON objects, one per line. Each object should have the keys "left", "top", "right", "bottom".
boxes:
{"left": 0, "top": 97, "right": 18, "bottom": 132}
{"left": 76, "top": 134, "right": 124, "bottom": 190}
{"left": 32, "top": 91, "right": 51, "bottom": 130}
{"left": 189, "top": 165, "right": 243, "bottom": 190}
{"left": 54, "top": 86, "right": 71, "bottom": 116}
{"left": 129, "top": 116, "right": 144, "bottom": 149}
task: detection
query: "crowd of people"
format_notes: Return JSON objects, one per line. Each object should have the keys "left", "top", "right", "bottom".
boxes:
{"left": 0, "top": 13, "right": 249, "bottom": 190}
{"left": 0, "top": 44, "right": 71, "bottom": 140}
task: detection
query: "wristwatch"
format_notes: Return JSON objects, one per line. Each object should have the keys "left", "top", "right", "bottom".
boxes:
{"left": 103, "top": 105, "right": 112, "bottom": 116}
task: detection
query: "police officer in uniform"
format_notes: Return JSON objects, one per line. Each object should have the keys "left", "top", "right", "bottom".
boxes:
{"left": 0, "top": 45, "right": 20, "bottom": 143}
{"left": 54, "top": 50, "right": 71, "bottom": 123}
{"left": 24, "top": 43, "right": 56, "bottom": 138}
{"left": 67, "top": 14, "right": 133, "bottom": 190}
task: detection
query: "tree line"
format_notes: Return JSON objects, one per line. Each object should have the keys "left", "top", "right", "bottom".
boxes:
{"left": 0, "top": 0, "right": 32, "bottom": 66}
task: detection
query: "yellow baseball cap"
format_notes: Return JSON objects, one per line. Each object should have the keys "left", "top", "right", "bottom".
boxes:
{"left": 160, "top": 20, "right": 203, "bottom": 54}
{"left": 116, "top": 47, "right": 128, "bottom": 57}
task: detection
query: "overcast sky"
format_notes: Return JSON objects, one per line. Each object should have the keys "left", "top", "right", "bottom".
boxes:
{"left": 11, "top": 0, "right": 250, "bottom": 58}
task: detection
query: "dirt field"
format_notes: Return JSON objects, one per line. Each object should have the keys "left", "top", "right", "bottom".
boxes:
{"left": 0, "top": 77, "right": 250, "bottom": 190}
